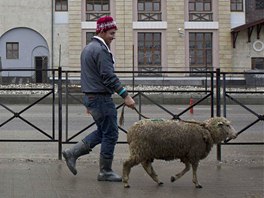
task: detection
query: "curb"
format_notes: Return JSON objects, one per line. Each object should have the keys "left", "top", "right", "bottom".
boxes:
{"left": 0, "top": 94, "right": 263, "bottom": 105}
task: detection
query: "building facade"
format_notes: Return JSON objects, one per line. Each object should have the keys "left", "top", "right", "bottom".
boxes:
{"left": 0, "top": 0, "right": 263, "bottom": 82}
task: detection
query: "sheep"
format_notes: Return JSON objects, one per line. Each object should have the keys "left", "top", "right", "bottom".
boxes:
{"left": 122, "top": 117, "right": 237, "bottom": 188}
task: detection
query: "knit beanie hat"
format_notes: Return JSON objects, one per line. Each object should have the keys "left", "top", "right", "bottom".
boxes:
{"left": 96, "top": 16, "right": 117, "bottom": 34}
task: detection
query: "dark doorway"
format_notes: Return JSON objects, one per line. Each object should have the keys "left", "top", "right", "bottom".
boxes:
{"left": 35, "top": 56, "right": 48, "bottom": 83}
{"left": 252, "top": 57, "right": 264, "bottom": 70}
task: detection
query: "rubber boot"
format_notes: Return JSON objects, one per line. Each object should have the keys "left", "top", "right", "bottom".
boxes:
{"left": 62, "top": 141, "right": 90, "bottom": 175}
{"left": 97, "top": 157, "right": 122, "bottom": 182}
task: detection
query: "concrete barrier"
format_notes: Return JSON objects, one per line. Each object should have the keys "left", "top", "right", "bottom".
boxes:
{"left": 0, "top": 93, "right": 263, "bottom": 105}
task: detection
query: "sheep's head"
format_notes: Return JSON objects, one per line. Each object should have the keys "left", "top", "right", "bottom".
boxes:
{"left": 205, "top": 117, "right": 237, "bottom": 144}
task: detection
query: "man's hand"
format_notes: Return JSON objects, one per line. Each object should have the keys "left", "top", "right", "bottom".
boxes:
{"left": 124, "top": 95, "right": 135, "bottom": 109}
{"left": 85, "top": 108, "right": 91, "bottom": 115}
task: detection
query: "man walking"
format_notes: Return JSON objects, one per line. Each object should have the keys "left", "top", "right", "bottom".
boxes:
{"left": 63, "top": 16, "right": 135, "bottom": 182}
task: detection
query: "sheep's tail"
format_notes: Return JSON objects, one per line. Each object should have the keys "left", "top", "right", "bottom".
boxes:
{"left": 119, "top": 105, "right": 150, "bottom": 126}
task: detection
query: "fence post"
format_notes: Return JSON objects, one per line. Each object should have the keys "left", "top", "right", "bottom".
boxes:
{"left": 223, "top": 73, "right": 227, "bottom": 117}
{"left": 132, "top": 45, "right": 135, "bottom": 94}
{"left": 216, "top": 68, "right": 222, "bottom": 161}
{"left": 210, "top": 70, "right": 214, "bottom": 117}
{"left": 138, "top": 92, "right": 142, "bottom": 120}
{"left": 58, "top": 67, "right": 63, "bottom": 160}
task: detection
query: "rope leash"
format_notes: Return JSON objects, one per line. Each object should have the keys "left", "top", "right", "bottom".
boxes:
{"left": 133, "top": 107, "right": 150, "bottom": 119}
{"left": 119, "top": 105, "right": 150, "bottom": 126}
{"left": 119, "top": 105, "right": 208, "bottom": 128}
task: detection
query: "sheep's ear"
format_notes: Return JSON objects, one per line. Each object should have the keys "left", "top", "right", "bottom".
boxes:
{"left": 217, "top": 121, "right": 223, "bottom": 126}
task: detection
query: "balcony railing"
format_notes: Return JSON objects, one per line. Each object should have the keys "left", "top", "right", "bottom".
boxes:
{"left": 138, "top": 66, "right": 162, "bottom": 77}
{"left": 190, "top": 65, "right": 213, "bottom": 76}
{"left": 138, "top": 12, "right": 162, "bottom": 21}
{"left": 189, "top": 12, "right": 213, "bottom": 21}
{"left": 86, "top": 12, "right": 110, "bottom": 21}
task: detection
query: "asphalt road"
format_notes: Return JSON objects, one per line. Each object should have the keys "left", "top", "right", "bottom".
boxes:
{"left": 0, "top": 104, "right": 263, "bottom": 198}
{"left": 0, "top": 104, "right": 263, "bottom": 160}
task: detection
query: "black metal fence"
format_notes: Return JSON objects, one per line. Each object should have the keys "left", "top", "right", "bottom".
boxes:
{"left": 0, "top": 68, "right": 263, "bottom": 160}
{"left": 0, "top": 68, "right": 62, "bottom": 159}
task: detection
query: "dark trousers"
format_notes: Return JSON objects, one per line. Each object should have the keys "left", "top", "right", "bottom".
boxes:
{"left": 82, "top": 94, "right": 118, "bottom": 159}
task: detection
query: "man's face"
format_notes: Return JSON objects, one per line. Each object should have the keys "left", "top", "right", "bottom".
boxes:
{"left": 100, "top": 29, "right": 116, "bottom": 46}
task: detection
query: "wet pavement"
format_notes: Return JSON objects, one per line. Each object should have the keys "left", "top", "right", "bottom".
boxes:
{"left": 0, "top": 104, "right": 263, "bottom": 198}
{"left": 0, "top": 152, "right": 263, "bottom": 198}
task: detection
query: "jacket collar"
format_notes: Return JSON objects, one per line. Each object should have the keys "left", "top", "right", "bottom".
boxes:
{"left": 92, "top": 36, "right": 115, "bottom": 64}
{"left": 93, "top": 36, "right": 111, "bottom": 53}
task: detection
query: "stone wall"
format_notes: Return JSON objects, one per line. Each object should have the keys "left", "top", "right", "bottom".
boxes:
{"left": 167, "top": 0, "right": 185, "bottom": 71}
{"left": 115, "top": 0, "right": 133, "bottom": 72}
{"left": 68, "top": 0, "right": 82, "bottom": 70}
{"left": 218, "top": 0, "right": 233, "bottom": 72}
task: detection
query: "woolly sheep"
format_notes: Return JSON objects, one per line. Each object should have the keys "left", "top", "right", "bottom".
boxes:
{"left": 122, "top": 117, "right": 237, "bottom": 188}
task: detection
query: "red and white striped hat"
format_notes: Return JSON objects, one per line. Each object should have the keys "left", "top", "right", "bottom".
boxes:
{"left": 96, "top": 16, "right": 117, "bottom": 34}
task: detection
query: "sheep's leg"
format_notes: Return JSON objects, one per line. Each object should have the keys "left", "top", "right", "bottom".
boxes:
{"left": 191, "top": 162, "right": 202, "bottom": 188}
{"left": 171, "top": 162, "right": 190, "bottom": 182}
{"left": 141, "top": 161, "right": 163, "bottom": 186}
{"left": 123, "top": 156, "right": 140, "bottom": 188}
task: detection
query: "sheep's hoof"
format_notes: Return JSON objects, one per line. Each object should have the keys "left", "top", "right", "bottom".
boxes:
{"left": 124, "top": 184, "right": 130, "bottom": 188}
{"left": 195, "top": 184, "right": 203, "bottom": 188}
{"left": 171, "top": 176, "right": 176, "bottom": 182}
{"left": 158, "top": 182, "right": 164, "bottom": 186}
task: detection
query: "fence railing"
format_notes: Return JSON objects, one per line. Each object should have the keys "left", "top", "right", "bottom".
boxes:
{"left": 0, "top": 68, "right": 263, "bottom": 160}
{"left": 0, "top": 68, "right": 63, "bottom": 159}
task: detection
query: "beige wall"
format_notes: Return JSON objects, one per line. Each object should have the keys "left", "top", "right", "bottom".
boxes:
{"left": 0, "top": 0, "right": 52, "bottom": 55}
{"left": 1, "top": 0, "right": 261, "bottom": 74}
{"left": 68, "top": 0, "right": 82, "bottom": 70}
{"left": 218, "top": 0, "right": 233, "bottom": 72}
{"left": 167, "top": 0, "right": 185, "bottom": 72}
{"left": 115, "top": 0, "right": 133, "bottom": 72}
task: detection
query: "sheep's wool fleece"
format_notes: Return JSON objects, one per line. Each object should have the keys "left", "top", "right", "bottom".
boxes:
{"left": 127, "top": 119, "right": 214, "bottom": 161}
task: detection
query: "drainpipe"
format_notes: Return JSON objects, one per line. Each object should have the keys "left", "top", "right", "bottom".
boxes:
{"left": 51, "top": 0, "right": 54, "bottom": 69}
{"left": 0, "top": 57, "right": 2, "bottom": 83}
